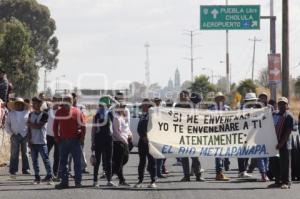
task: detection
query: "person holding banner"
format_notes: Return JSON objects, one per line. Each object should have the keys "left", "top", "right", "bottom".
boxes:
{"left": 268, "top": 97, "right": 293, "bottom": 189}
{"left": 237, "top": 92, "right": 260, "bottom": 179}
{"left": 255, "top": 93, "right": 273, "bottom": 182}
{"left": 209, "top": 92, "right": 230, "bottom": 181}
{"left": 153, "top": 98, "right": 167, "bottom": 178}
{"left": 134, "top": 99, "right": 157, "bottom": 188}
{"left": 176, "top": 91, "right": 204, "bottom": 182}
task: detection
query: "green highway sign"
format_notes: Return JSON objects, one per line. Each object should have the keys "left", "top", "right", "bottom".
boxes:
{"left": 200, "top": 5, "right": 260, "bottom": 30}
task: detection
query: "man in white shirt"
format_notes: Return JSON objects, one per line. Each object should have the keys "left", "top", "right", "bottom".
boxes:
{"left": 5, "top": 98, "right": 31, "bottom": 176}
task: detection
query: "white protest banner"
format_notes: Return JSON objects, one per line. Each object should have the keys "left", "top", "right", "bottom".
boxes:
{"left": 148, "top": 107, "right": 278, "bottom": 158}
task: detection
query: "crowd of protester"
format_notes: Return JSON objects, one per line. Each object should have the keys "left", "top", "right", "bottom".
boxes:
{"left": 0, "top": 69, "right": 296, "bottom": 190}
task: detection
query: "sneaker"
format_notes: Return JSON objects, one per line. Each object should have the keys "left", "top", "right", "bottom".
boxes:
{"left": 180, "top": 177, "right": 191, "bottom": 182}
{"left": 216, "top": 172, "right": 230, "bottom": 181}
{"left": 238, "top": 172, "right": 252, "bottom": 178}
{"left": 281, "top": 184, "right": 291, "bottom": 189}
{"left": 157, "top": 174, "right": 167, "bottom": 178}
{"left": 134, "top": 182, "right": 143, "bottom": 188}
{"left": 196, "top": 176, "right": 206, "bottom": 182}
{"left": 53, "top": 176, "right": 60, "bottom": 182}
{"left": 82, "top": 169, "right": 90, "bottom": 174}
{"left": 162, "top": 168, "right": 169, "bottom": 175}
{"left": 100, "top": 172, "right": 106, "bottom": 179}
{"left": 93, "top": 181, "right": 100, "bottom": 187}
{"left": 22, "top": 170, "right": 31, "bottom": 175}
{"left": 258, "top": 173, "right": 269, "bottom": 182}
{"left": 107, "top": 181, "right": 117, "bottom": 187}
{"left": 42, "top": 176, "right": 54, "bottom": 185}
{"left": 55, "top": 183, "right": 69, "bottom": 189}
{"left": 32, "top": 179, "right": 41, "bottom": 185}
{"left": 119, "top": 181, "right": 130, "bottom": 187}
{"left": 10, "top": 173, "right": 17, "bottom": 179}
{"left": 148, "top": 183, "right": 157, "bottom": 188}
{"left": 267, "top": 183, "right": 282, "bottom": 188}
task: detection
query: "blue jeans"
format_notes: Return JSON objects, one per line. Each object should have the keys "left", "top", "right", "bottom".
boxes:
{"left": 215, "top": 158, "right": 230, "bottom": 173}
{"left": 31, "top": 144, "right": 52, "bottom": 179}
{"left": 59, "top": 139, "right": 82, "bottom": 185}
{"left": 257, "top": 158, "right": 268, "bottom": 173}
{"left": 9, "top": 134, "right": 30, "bottom": 174}
{"left": 156, "top": 159, "right": 164, "bottom": 176}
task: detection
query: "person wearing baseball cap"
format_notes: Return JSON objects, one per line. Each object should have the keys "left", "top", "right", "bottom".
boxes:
{"left": 268, "top": 97, "right": 293, "bottom": 189}
{"left": 91, "top": 96, "right": 116, "bottom": 187}
{"left": 53, "top": 93, "right": 86, "bottom": 189}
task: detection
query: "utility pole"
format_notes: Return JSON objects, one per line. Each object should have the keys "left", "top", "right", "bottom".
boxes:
{"left": 225, "top": 0, "right": 230, "bottom": 94}
{"left": 44, "top": 69, "right": 47, "bottom": 93}
{"left": 282, "top": 0, "right": 289, "bottom": 98}
{"left": 270, "top": 0, "right": 277, "bottom": 101}
{"left": 183, "top": 30, "right": 200, "bottom": 82}
{"left": 144, "top": 42, "right": 150, "bottom": 88}
{"left": 249, "top": 36, "right": 262, "bottom": 81}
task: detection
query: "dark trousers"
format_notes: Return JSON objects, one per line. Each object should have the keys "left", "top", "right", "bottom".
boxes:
{"left": 238, "top": 158, "right": 249, "bottom": 173}
{"left": 47, "top": 135, "right": 59, "bottom": 176}
{"left": 270, "top": 147, "right": 290, "bottom": 184}
{"left": 59, "top": 139, "right": 82, "bottom": 185}
{"left": 182, "top": 157, "right": 201, "bottom": 178}
{"left": 138, "top": 139, "right": 156, "bottom": 183}
{"left": 112, "top": 141, "right": 129, "bottom": 183}
{"left": 93, "top": 135, "right": 113, "bottom": 182}
{"left": 9, "top": 134, "right": 30, "bottom": 174}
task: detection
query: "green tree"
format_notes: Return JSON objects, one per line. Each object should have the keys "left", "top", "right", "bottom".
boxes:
{"left": 0, "top": 18, "right": 37, "bottom": 97}
{"left": 190, "top": 75, "right": 216, "bottom": 98}
{"left": 0, "top": 0, "right": 59, "bottom": 70}
{"left": 237, "top": 79, "right": 257, "bottom": 97}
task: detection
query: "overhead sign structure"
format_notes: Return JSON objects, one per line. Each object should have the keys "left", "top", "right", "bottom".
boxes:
{"left": 268, "top": 54, "right": 281, "bottom": 83}
{"left": 200, "top": 5, "right": 261, "bottom": 30}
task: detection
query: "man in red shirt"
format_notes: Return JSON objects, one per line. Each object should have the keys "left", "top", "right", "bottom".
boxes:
{"left": 53, "top": 94, "right": 86, "bottom": 189}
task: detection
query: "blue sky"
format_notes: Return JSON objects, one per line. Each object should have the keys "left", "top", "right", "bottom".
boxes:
{"left": 37, "top": 0, "right": 300, "bottom": 91}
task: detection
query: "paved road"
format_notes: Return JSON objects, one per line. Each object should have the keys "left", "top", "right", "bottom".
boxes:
{"left": 1, "top": 126, "right": 300, "bottom": 199}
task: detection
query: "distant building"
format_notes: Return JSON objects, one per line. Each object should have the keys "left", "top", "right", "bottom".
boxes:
{"left": 174, "top": 68, "right": 181, "bottom": 90}
{"left": 168, "top": 78, "right": 174, "bottom": 89}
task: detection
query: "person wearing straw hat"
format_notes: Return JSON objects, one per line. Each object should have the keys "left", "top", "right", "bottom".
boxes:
{"left": 209, "top": 92, "right": 231, "bottom": 181}
{"left": 5, "top": 98, "right": 31, "bottom": 177}
{"left": 91, "top": 96, "right": 116, "bottom": 187}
